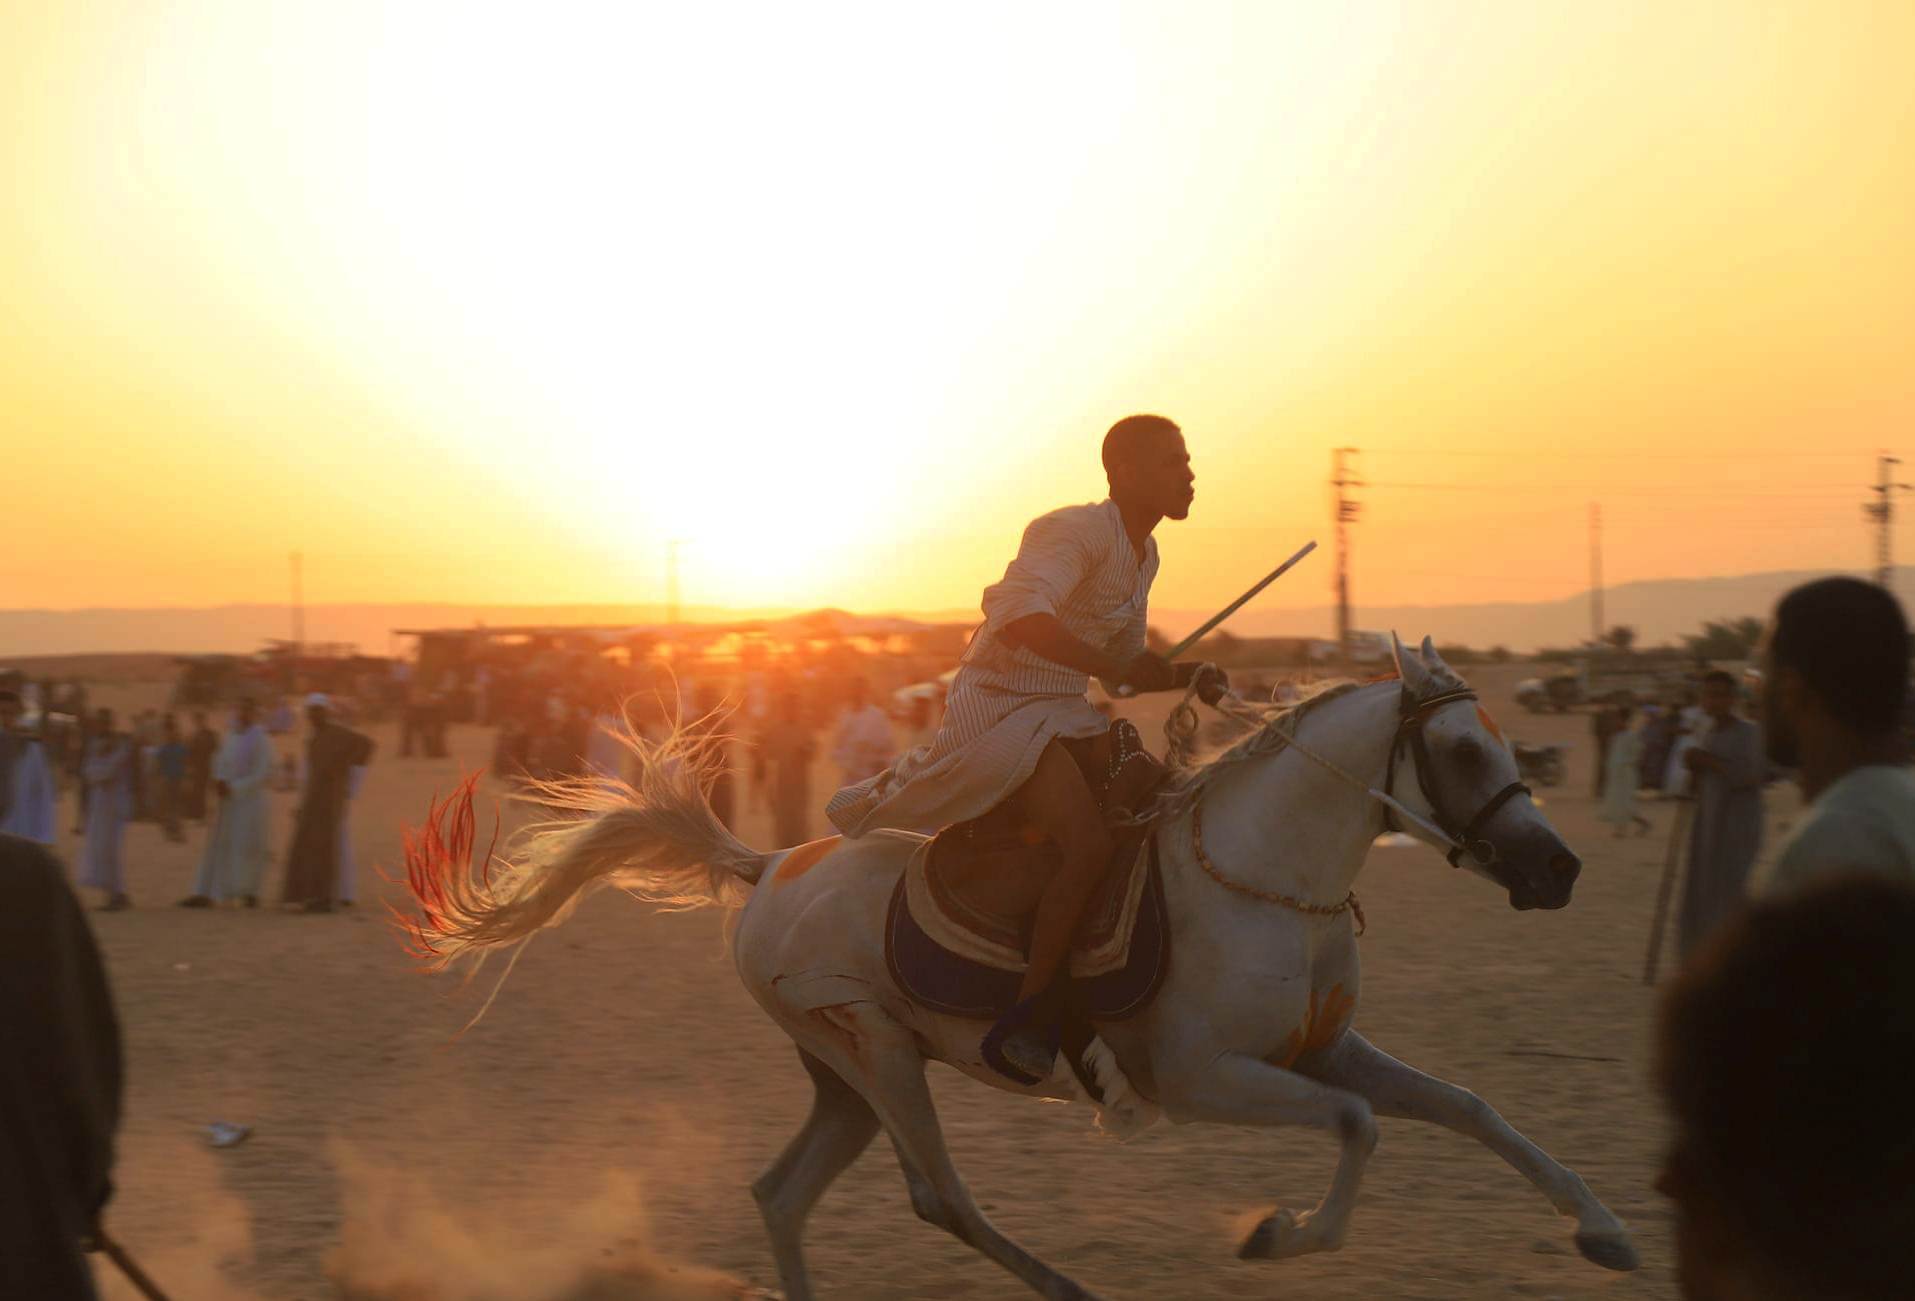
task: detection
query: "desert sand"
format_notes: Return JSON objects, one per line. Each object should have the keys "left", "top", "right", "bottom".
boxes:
{"left": 64, "top": 663, "right": 1803, "bottom": 1299}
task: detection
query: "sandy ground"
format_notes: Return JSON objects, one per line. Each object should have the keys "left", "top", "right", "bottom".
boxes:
{"left": 58, "top": 663, "right": 1807, "bottom": 1299}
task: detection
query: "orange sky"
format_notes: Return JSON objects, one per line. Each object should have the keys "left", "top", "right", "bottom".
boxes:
{"left": 4, "top": 3, "right": 1912, "bottom": 626}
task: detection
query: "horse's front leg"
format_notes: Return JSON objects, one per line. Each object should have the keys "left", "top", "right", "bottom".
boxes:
{"left": 1157, "top": 1052, "right": 1378, "bottom": 1260}
{"left": 1303, "top": 1030, "right": 1640, "bottom": 1272}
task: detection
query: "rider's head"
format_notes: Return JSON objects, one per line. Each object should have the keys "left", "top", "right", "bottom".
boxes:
{"left": 1103, "top": 415, "right": 1194, "bottom": 521}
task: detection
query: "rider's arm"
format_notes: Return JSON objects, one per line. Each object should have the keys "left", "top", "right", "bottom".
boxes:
{"left": 999, "top": 613, "right": 1126, "bottom": 680}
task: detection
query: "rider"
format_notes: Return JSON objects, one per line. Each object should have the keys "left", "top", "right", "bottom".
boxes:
{"left": 825, "top": 414, "right": 1225, "bottom": 1082}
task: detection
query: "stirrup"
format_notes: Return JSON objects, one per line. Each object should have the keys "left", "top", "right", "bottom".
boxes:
{"left": 981, "top": 995, "right": 1061, "bottom": 1085}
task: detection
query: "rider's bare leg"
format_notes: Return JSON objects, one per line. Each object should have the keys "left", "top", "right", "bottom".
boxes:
{"left": 984, "top": 740, "right": 1110, "bottom": 1081}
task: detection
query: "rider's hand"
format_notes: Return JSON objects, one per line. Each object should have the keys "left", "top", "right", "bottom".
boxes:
{"left": 1120, "top": 651, "right": 1177, "bottom": 694}
{"left": 1192, "top": 664, "right": 1231, "bottom": 706}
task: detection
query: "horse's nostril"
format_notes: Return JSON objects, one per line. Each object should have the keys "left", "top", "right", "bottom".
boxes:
{"left": 1550, "top": 853, "right": 1581, "bottom": 882}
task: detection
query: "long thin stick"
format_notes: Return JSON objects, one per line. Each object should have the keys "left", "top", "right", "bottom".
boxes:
{"left": 1642, "top": 800, "right": 1693, "bottom": 985}
{"left": 96, "top": 1228, "right": 172, "bottom": 1301}
{"left": 1165, "top": 540, "right": 1319, "bottom": 661}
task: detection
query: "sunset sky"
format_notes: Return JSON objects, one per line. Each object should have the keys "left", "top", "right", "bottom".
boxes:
{"left": 4, "top": 2, "right": 1911, "bottom": 629}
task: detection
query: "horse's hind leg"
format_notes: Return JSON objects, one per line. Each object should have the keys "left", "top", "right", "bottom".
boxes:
{"left": 752, "top": 1048, "right": 881, "bottom": 1301}
{"left": 1305, "top": 1030, "right": 1640, "bottom": 1272}
{"left": 799, "top": 1002, "right": 1099, "bottom": 1301}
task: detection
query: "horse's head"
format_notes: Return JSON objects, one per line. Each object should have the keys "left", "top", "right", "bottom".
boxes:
{"left": 1390, "top": 634, "right": 1582, "bottom": 911}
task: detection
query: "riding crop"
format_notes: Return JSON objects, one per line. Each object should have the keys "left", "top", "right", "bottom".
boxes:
{"left": 1114, "top": 539, "right": 1318, "bottom": 698}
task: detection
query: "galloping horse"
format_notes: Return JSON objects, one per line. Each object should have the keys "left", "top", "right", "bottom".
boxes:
{"left": 399, "top": 636, "right": 1639, "bottom": 1299}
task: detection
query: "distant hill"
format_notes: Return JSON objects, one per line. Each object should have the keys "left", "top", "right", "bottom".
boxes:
{"left": 0, "top": 565, "right": 1903, "bottom": 657}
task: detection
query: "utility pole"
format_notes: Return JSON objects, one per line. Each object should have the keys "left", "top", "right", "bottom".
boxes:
{"left": 1589, "top": 503, "right": 1604, "bottom": 647}
{"left": 1331, "top": 448, "right": 1363, "bottom": 659}
{"left": 290, "top": 550, "right": 304, "bottom": 651}
{"left": 1864, "top": 453, "right": 1912, "bottom": 591}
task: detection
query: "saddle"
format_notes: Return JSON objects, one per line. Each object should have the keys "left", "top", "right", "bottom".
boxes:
{"left": 885, "top": 720, "right": 1173, "bottom": 1022}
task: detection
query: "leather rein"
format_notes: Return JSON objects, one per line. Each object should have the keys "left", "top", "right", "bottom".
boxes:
{"left": 1381, "top": 685, "right": 1532, "bottom": 872}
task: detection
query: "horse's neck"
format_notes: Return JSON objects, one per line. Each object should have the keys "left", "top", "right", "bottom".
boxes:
{"left": 1195, "top": 683, "right": 1399, "bottom": 904}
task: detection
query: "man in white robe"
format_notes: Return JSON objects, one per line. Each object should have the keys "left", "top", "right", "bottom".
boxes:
{"left": 0, "top": 692, "right": 57, "bottom": 846}
{"left": 827, "top": 415, "right": 1225, "bottom": 1083}
{"left": 830, "top": 679, "right": 895, "bottom": 787}
{"left": 79, "top": 711, "right": 134, "bottom": 910}
{"left": 179, "top": 699, "right": 274, "bottom": 907}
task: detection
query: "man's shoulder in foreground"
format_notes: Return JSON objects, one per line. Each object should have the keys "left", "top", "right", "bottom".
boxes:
{"left": 1757, "top": 765, "right": 1915, "bottom": 895}
{"left": 1025, "top": 499, "right": 1115, "bottom": 534}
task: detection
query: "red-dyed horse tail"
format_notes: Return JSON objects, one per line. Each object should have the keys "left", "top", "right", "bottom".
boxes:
{"left": 386, "top": 713, "right": 767, "bottom": 991}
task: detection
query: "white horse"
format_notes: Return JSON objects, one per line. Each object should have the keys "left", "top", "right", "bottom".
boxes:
{"left": 400, "top": 637, "right": 1639, "bottom": 1299}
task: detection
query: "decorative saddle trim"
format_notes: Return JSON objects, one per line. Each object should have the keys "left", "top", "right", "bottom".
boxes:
{"left": 885, "top": 839, "right": 1171, "bottom": 1023}
{"left": 905, "top": 833, "right": 1154, "bottom": 977}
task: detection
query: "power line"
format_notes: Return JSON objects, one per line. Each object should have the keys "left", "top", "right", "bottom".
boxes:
{"left": 1363, "top": 480, "right": 1858, "bottom": 500}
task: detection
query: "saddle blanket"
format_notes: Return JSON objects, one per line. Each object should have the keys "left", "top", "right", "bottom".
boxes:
{"left": 884, "top": 836, "right": 1170, "bottom": 1022}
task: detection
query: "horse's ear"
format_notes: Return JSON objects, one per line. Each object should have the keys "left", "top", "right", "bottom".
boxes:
{"left": 1392, "top": 632, "right": 1433, "bottom": 696}
{"left": 1420, "top": 635, "right": 1465, "bottom": 688}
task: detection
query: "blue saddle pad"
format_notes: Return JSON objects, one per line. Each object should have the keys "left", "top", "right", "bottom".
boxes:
{"left": 884, "top": 839, "right": 1171, "bottom": 1022}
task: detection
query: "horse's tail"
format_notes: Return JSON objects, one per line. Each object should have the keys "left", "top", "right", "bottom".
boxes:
{"left": 393, "top": 709, "right": 767, "bottom": 987}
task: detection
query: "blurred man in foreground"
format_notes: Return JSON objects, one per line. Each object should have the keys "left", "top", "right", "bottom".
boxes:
{"left": 1657, "top": 874, "right": 1915, "bottom": 1300}
{"left": 1751, "top": 577, "right": 1915, "bottom": 893}
{"left": 0, "top": 833, "right": 123, "bottom": 1299}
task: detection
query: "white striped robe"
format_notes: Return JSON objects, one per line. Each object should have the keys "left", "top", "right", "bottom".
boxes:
{"left": 827, "top": 498, "right": 1157, "bottom": 837}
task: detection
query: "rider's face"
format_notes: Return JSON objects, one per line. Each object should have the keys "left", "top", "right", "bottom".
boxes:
{"left": 1118, "top": 429, "right": 1195, "bottom": 521}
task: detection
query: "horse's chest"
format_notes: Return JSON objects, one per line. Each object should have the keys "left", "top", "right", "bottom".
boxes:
{"left": 1255, "top": 938, "right": 1361, "bottom": 1070}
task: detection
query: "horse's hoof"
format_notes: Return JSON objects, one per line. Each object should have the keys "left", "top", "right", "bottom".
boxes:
{"left": 1237, "top": 1208, "right": 1300, "bottom": 1260}
{"left": 1574, "top": 1227, "right": 1640, "bottom": 1272}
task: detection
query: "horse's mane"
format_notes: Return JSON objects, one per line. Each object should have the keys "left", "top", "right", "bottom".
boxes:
{"left": 1131, "top": 677, "right": 1369, "bottom": 824}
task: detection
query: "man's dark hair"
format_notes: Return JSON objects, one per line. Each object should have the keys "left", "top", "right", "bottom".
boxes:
{"left": 1700, "top": 669, "right": 1737, "bottom": 690}
{"left": 1101, "top": 414, "right": 1180, "bottom": 479}
{"left": 1658, "top": 875, "right": 1915, "bottom": 1299}
{"left": 1772, "top": 577, "right": 1910, "bottom": 737}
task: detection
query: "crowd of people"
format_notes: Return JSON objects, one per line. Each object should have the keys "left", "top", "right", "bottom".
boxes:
{"left": 0, "top": 691, "right": 374, "bottom": 915}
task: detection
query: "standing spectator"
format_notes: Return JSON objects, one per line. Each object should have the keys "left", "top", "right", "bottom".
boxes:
{"left": 1591, "top": 702, "right": 1622, "bottom": 798}
{"left": 179, "top": 699, "right": 274, "bottom": 908}
{"left": 0, "top": 834, "right": 123, "bottom": 1300}
{"left": 183, "top": 710, "right": 218, "bottom": 821}
{"left": 334, "top": 748, "right": 371, "bottom": 908}
{"left": 68, "top": 709, "right": 94, "bottom": 834}
{"left": 79, "top": 710, "right": 135, "bottom": 911}
{"left": 1663, "top": 688, "right": 1708, "bottom": 797}
{"left": 280, "top": 695, "right": 373, "bottom": 913}
{"left": 1750, "top": 577, "right": 1915, "bottom": 894}
{"left": 0, "top": 689, "right": 22, "bottom": 825}
{"left": 1675, "top": 671, "right": 1767, "bottom": 958}
{"left": 831, "top": 678, "right": 896, "bottom": 786}
{"left": 0, "top": 692, "right": 58, "bottom": 846}
{"left": 753, "top": 690, "right": 817, "bottom": 847}
{"left": 1656, "top": 875, "right": 1915, "bottom": 1300}
{"left": 152, "top": 715, "right": 187, "bottom": 844}
{"left": 1598, "top": 705, "right": 1652, "bottom": 838}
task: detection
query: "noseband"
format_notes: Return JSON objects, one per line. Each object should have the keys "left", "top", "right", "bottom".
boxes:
{"left": 1382, "top": 686, "right": 1532, "bottom": 871}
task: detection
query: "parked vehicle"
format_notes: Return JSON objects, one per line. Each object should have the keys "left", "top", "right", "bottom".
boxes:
{"left": 1512, "top": 740, "right": 1568, "bottom": 787}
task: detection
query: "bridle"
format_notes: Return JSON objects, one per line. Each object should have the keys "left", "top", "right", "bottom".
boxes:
{"left": 1382, "top": 686, "right": 1532, "bottom": 872}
